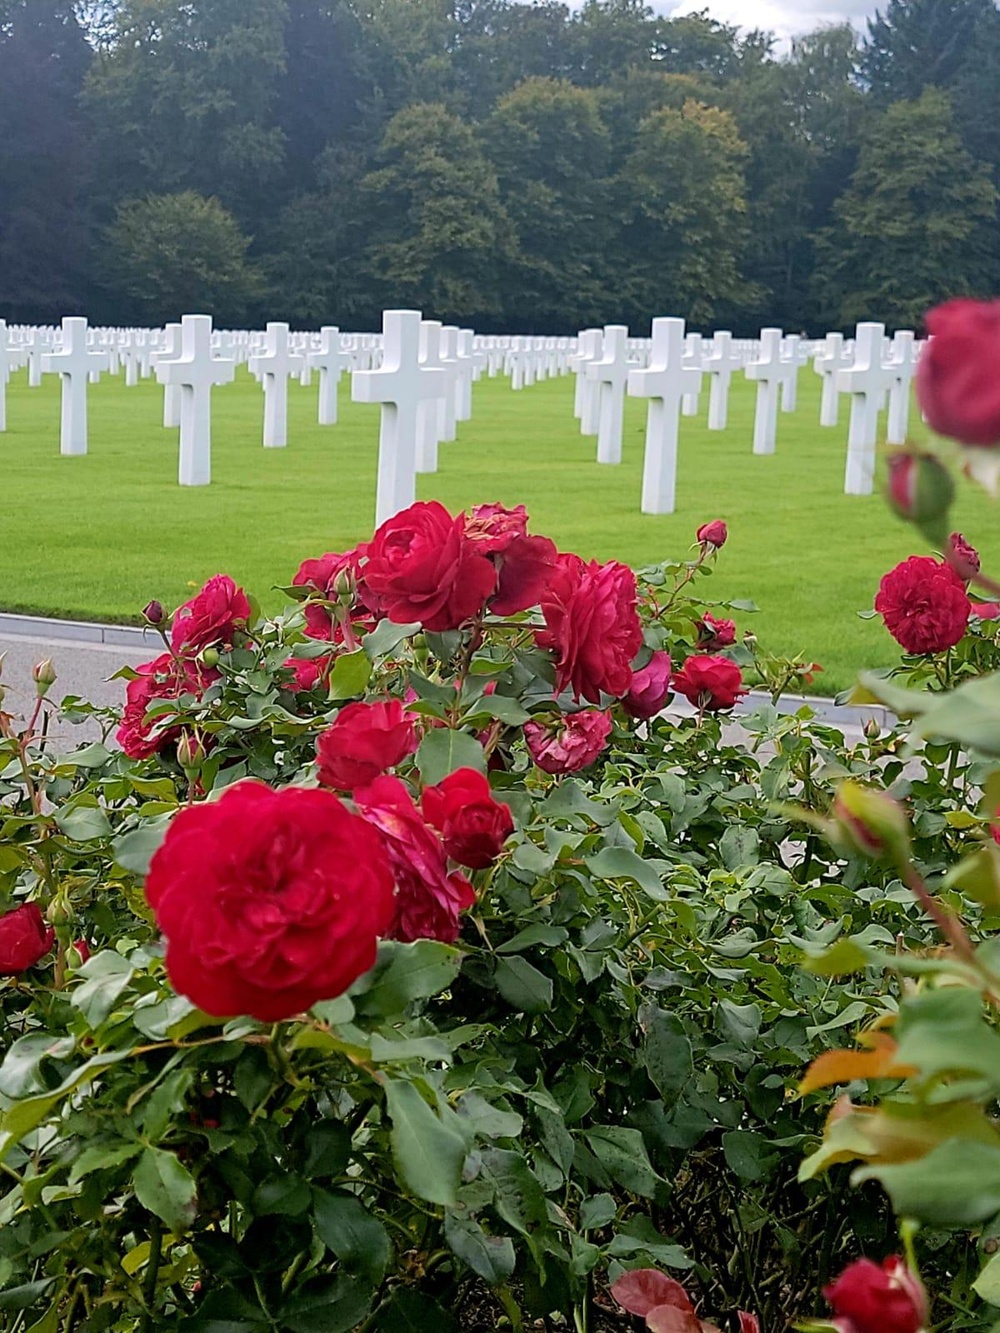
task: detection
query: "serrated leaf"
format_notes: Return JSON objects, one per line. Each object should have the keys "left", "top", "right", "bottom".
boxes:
{"left": 113, "top": 818, "right": 172, "bottom": 875}
{"left": 444, "top": 1213, "right": 516, "bottom": 1284}
{"left": 415, "top": 728, "right": 486, "bottom": 784}
{"left": 327, "top": 650, "right": 372, "bottom": 700}
{"left": 53, "top": 803, "right": 111, "bottom": 842}
{"left": 494, "top": 956, "right": 552, "bottom": 1014}
{"left": 133, "top": 1146, "right": 198, "bottom": 1232}
{"left": 314, "top": 1190, "right": 391, "bottom": 1286}
{"left": 384, "top": 1079, "right": 466, "bottom": 1206}
{"left": 352, "top": 939, "right": 463, "bottom": 1018}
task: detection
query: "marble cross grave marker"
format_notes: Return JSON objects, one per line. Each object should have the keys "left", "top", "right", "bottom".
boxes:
{"left": 42, "top": 317, "right": 110, "bottom": 456}
{"left": 745, "top": 328, "right": 792, "bottom": 456}
{"left": 705, "top": 331, "right": 742, "bottom": 432}
{"left": 250, "top": 322, "right": 304, "bottom": 449}
{"left": 352, "top": 310, "right": 449, "bottom": 527}
{"left": 628, "top": 316, "right": 703, "bottom": 515}
{"left": 886, "top": 330, "right": 917, "bottom": 447}
{"left": 813, "top": 332, "right": 852, "bottom": 428}
{"left": 155, "top": 314, "right": 236, "bottom": 487}
{"left": 416, "top": 320, "right": 446, "bottom": 475}
{"left": 838, "top": 322, "right": 893, "bottom": 496}
{"left": 586, "top": 324, "right": 632, "bottom": 465}
{"left": 308, "top": 326, "right": 349, "bottom": 426}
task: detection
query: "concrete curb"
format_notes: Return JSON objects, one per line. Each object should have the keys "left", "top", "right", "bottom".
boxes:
{"left": 0, "top": 611, "right": 895, "bottom": 729}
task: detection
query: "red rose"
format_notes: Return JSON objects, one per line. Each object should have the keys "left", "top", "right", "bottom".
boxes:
{"left": 171, "top": 574, "right": 252, "bottom": 655}
{"left": 696, "top": 520, "right": 728, "bottom": 549}
{"left": 146, "top": 782, "right": 394, "bottom": 1021}
{"left": 697, "top": 614, "right": 737, "bottom": 650}
{"left": 283, "top": 655, "right": 332, "bottom": 692}
{"left": 364, "top": 501, "right": 497, "bottom": 632}
{"left": 316, "top": 699, "right": 419, "bottom": 792}
{"left": 824, "top": 1257, "right": 927, "bottom": 1333}
{"left": 917, "top": 299, "right": 1000, "bottom": 447}
{"left": 623, "top": 651, "right": 672, "bottom": 720}
{"left": 673, "top": 655, "right": 746, "bottom": 711}
{"left": 422, "top": 768, "right": 514, "bottom": 869}
{"left": 490, "top": 534, "right": 559, "bottom": 616}
{"left": 874, "top": 556, "right": 971, "bottom": 654}
{"left": 948, "top": 532, "right": 981, "bottom": 580}
{"left": 524, "top": 711, "right": 612, "bottom": 774}
{"left": 537, "top": 554, "right": 642, "bottom": 703}
{"left": 464, "top": 503, "right": 529, "bottom": 554}
{"left": 293, "top": 547, "right": 375, "bottom": 642}
{"left": 0, "top": 903, "right": 55, "bottom": 975}
{"left": 356, "top": 776, "right": 476, "bottom": 944}
{"left": 116, "top": 653, "right": 219, "bottom": 760}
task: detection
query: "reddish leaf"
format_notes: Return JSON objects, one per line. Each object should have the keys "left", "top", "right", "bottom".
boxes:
{"left": 738, "top": 1314, "right": 762, "bottom": 1333}
{"left": 611, "top": 1270, "right": 696, "bottom": 1318}
{"left": 645, "top": 1305, "right": 704, "bottom": 1333}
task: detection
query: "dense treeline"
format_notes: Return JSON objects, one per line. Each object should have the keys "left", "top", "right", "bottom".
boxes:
{"left": 1, "top": 0, "right": 998, "bottom": 334}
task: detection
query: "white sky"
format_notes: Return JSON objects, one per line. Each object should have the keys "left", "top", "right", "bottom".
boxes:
{"left": 573, "top": 1, "right": 881, "bottom": 44}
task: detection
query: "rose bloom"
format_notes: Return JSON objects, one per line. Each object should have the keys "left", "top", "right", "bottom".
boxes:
{"left": 874, "top": 556, "right": 971, "bottom": 655}
{"left": 282, "top": 654, "right": 332, "bottom": 692}
{"left": 116, "top": 653, "right": 219, "bottom": 760}
{"left": 462, "top": 503, "right": 559, "bottom": 616}
{"left": 697, "top": 520, "right": 728, "bottom": 549}
{"left": 364, "top": 501, "right": 497, "bottom": 632}
{"left": 698, "top": 613, "right": 737, "bottom": 650}
{"left": 948, "top": 531, "right": 981, "bottom": 580}
{"left": 623, "top": 651, "right": 672, "bottom": 720}
{"left": 917, "top": 298, "right": 1000, "bottom": 447}
{"left": 171, "top": 574, "right": 252, "bottom": 656}
{"left": 356, "top": 776, "right": 475, "bottom": 944}
{"left": 824, "top": 1257, "right": 927, "bottom": 1333}
{"left": 673, "top": 655, "right": 746, "bottom": 711}
{"left": 0, "top": 903, "right": 55, "bottom": 975}
{"left": 422, "top": 768, "right": 514, "bottom": 869}
{"left": 463, "top": 502, "right": 528, "bottom": 553}
{"left": 146, "top": 782, "right": 394, "bottom": 1021}
{"left": 524, "top": 710, "right": 612, "bottom": 774}
{"left": 316, "top": 699, "right": 419, "bottom": 793}
{"left": 293, "top": 546, "right": 375, "bottom": 642}
{"left": 537, "top": 554, "right": 643, "bottom": 703}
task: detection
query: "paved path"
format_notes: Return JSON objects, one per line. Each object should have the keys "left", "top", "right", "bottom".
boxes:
{"left": 0, "top": 613, "right": 890, "bottom": 745}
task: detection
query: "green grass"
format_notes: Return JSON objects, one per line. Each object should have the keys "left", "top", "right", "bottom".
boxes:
{"left": 0, "top": 364, "right": 991, "bottom": 693}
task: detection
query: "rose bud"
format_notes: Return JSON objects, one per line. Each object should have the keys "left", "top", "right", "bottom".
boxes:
{"left": 0, "top": 903, "right": 56, "bottom": 975}
{"left": 142, "top": 600, "right": 166, "bottom": 627}
{"left": 885, "top": 451, "right": 955, "bottom": 543}
{"left": 697, "top": 614, "right": 737, "bottom": 650}
{"left": 623, "top": 651, "right": 672, "bottom": 720}
{"left": 864, "top": 717, "right": 881, "bottom": 741}
{"left": 31, "top": 658, "right": 56, "bottom": 698}
{"left": 832, "top": 781, "right": 911, "bottom": 866}
{"left": 67, "top": 939, "right": 91, "bottom": 969}
{"left": 672, "top": 655, "right": 745, "bottom": 712}
{"left": 696, "top": 519, "right": 728, "bottom": 550}
{"left": 947, "top": 532, "right": 981, "bottom": 581}
{"left": 917, "top": 298, "right": 1000, "bottom": 448}
{"left": 332, "top": 566, "right": 356, "bottom": 606}
{"left": 824, "top": 1256, "right": 927, "bottom": 1333}
{"left": 177, "top": 732, "right": 207, "bottom": 773}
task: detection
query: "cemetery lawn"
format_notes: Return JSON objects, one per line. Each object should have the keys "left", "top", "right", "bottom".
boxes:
{"left": 0, "top": 366, "right": 982, "bottom": 695}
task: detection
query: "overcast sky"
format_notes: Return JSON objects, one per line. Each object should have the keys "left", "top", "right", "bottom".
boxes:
{"left": 574, "top": 1, "right": 882, "bottom": 44}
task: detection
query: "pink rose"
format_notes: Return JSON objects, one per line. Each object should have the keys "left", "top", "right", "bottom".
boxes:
{"left": 623, "top": 652, "right": 672, "bottom": 720}
{"left": 524, "top": 711, "right": 612, "bottom": 774}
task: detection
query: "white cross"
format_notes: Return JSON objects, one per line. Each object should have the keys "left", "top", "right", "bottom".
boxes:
{"left": 568, "top": 328, "right": 602, "bottom": 433}
{"left": 838, "top": 322, "right": 893, "bottom": 495}
{"left": 745, "top": 328, "right": 792, "bottom": 456}
{"left": 41, "top": 317, "right": 109, "bottom": 457}
{"left": 308, "top": 326, "right": 349, "bottom": 426}
{"left": 454, "top": 328, "right": 477, "bottom": 423}
{"left": 416, "top": 320, "right": 446, "bottom": 475}
{"left": 886, "top": 330, "right": 917, "bottom": 446}
{"left": 705, "top": 332, "right": 742, "bottom": 432}
{"left": 813, "top": 332, "right": 852, "bottom": 427}
{"left": 780, "top": 335, "right": 809, "bottom": 413}
{"left": 152, "top": 323, "right": 183, "bottom": 428}
{"left": 249, "top": 322, "right": 304, "bottom": 449}
{"left": 629, "top": 317, "right": 703, "bottom": 514}
{"left": 23, "top": 332, "right": 46, "bottom": 388}
{"left": 438, "top": 325, "right": 460, "bottom": 442}
{"left": 155, "top": 314, "right": 235, "bottom": 487}
{"left": 352, "top": 310, "right": 449, "bottom": 527}
{"left": 0, "top": 320, "right": 20, "bottom": 432}
{"left": 586, "top": 324, "right": 632, "bottom": 465}
{"left": 682, "top": 333, "right": 703, "bottom": 417}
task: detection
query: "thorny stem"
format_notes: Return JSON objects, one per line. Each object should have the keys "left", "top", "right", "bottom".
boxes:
{"left": 899, "top": 863, "right": 994, "bottom": 994}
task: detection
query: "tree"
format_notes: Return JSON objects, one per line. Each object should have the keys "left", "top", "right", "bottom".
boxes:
{"left": 105, "top": 192, "right": 262, "bottom": 324}
{"left": 862, "top": 0, "right": 994, "bottom": 102}
{"left": 614, "top": 100, "right": 753, "bottom": 326}
{"left": 485, "top": 77, "right": 612, "bottom": 328}
{"left": 813, "top": 89, "right": 997, "bottom": 327}
{"left": 359, "top": 103, "right": 513, "bottom": 323}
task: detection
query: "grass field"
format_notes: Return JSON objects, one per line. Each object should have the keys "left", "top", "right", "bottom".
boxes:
{"left": 0, "top": 363, "right": 991, "bottom": 694}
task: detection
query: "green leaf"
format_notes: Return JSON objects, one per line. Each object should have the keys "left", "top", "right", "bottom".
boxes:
{"left": 113, "top": 818, "right": 172, "bottom": 875}
{"left": 313, "top": 1190, "right": 391, "bottom": 1285}
{"left": 373, "top": 1290, "right": 461, "bottom": 1332}
{"left": 352, "top": 940, "right": 463, "bottom": 1019}
{"left": 579, "top": 1193, "right": 617, "bottom": 1231}
{"left": 585, "top": 847, "right": 668, "bottom": 900}
{"left": 383, "top": 1079, "right": 466, "bottom": 1207}
{"left": 415, "top": 728, "right": 487, "bottom": 784}
{"left": 478, "top": 1148, "right": 549, "bottom": 1235}
{"left": 894, "top": 988, "right": 1000, "bottom": 1092}
{"left": 279, "top": 1277, "right": 372, "bottom": 1333}
{"left": 0, "top": 1051, "right": 130, "bottom": 1161}
{"left": 133, "top": 1147, "right": 198, "bottom": 1232}
{"left": 71, "top": 950, "right": 135, "bottom": 1028}
{"left": 855, "top": 1138, "right": 1000, "bottom": 1227}
{"left": 643, "top": 1011, "right": 693, "bottom": 1110}
{"left": 68, "top": 1142, "right": 141, "bottom": 1184}
{"left": 719, "top": 825, "right": 760, "bottom": 871}
{"left": 53, "top": 802, "right": 111, "bottom": 842}
{"left": 252, "top": 1175, "right": 311, "bottom": 1218}
{"left": 477, "top": 695, "right": 532, "bottom": 726}
{"left": 722, "top": 1130, "right": 778, "bottom": 1182}
{"left": 585, "top": 1127, "right": 660, "bottom": 1199}
{"left": 717, "top": 1000, "right": 762, "bottom": 1049}
{"left": 327, "top": 650, "right": 372, "bottom": 700}
{"left": 801, "top": 936, "right": 876, "bottom": 976}
{"left": 0, "top": 1280, "right": 55, "bottom": 1312}
{"left": 363, "top": 618, "right": 421, "bottom": 661}
{"left": 974, "top": 1251, "right": 1000, "bottom": 1307}
{"left": 494, "top": 956, "right": 553, "bottom": 1014}
{"left": 444, "top": 1214, "right": 516, "bottom": 1285}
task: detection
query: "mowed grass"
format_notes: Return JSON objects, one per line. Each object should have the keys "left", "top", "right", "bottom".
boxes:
{"left": 0, "top": 363, "right": 991, "bottom": 694}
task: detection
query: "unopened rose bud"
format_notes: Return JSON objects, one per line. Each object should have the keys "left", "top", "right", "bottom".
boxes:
{"left": 832, "top": 781, "right": 910, "bottom": 865}
{"left": 199, "top": 647, "right": 220, "bottom": 669}
{"left": 948, "top": 532, "right": 981, "bottom": 581}
{"left": 67, "top": 939, "right": 91, "bottom": 968}
{"left": 886, "top": 450, "right": 954, "bottom": 543}
{"left": 864, "top": 717, "right": 880, "bottom": 741}
{"left": 696, "top": 519, "right": 728, "bottom": 550}
{"left": 31, "top": 658, "right": 57, "bottom": 698}
{"left": 142, "top": 599, "right": 166, "bottom": 627}
{"left": 177, "top": 732, "right": 207, "bottom": 772}
{"left": 46, "top": 896, "right": 73, "bottom": 926}
{"left": 332, "top": 567, "right": 356, "bottom": 608}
